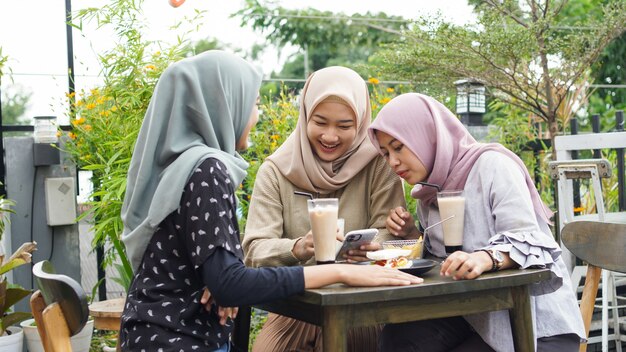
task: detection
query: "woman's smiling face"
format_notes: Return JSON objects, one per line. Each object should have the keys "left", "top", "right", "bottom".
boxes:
{"left": 306, "top": 101, "right": 357, "bottom": 162}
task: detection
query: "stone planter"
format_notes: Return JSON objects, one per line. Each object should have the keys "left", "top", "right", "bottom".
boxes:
{"left": 20, "top": 318, "right": 94, "bottom": 352}
{"left": 0, "top": 326, "right": 24, "bottom": 352}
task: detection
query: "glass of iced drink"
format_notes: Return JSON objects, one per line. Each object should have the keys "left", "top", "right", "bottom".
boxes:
{"left": 307, "top": 198, "right": 339, "bottom": 264}
{"left": 437, "top": 190, "right": 465, "bottom": 255}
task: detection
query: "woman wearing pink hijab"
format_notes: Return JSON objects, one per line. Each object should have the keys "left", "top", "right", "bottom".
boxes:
{"left": 243, "top": 66, "right": 406, "bottom": 352}
{"left": 368, "top": 93, "right": 585, "bottom": 351}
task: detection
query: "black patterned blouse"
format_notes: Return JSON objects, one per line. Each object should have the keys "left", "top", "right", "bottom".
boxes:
{"left": 120, "top": 158, "right": 303, "bottom": 351}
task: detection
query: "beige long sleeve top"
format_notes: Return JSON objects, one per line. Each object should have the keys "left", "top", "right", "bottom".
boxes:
{"left": 243, "top": 155, "right": 406, "bottom": 267}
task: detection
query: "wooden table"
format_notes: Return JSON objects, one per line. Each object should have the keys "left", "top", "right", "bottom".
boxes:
{"left": 241, "top": 266, "right": 551, "bottom": 352}
{"left": 89, "top": 297, "right": 125, "bottom": 331}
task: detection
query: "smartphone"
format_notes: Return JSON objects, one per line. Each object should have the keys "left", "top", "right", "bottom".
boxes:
{"left": 335, "top": 229, "right": 378, "bottom": 261}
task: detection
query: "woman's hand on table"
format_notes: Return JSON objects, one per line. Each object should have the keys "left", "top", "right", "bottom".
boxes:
{"left": 201, "top": 288, "right": 238, "bottom": 325}
{"left": 339, "top": 264, "right": 423, "bottom": 286}
{"left": 303, "top": 263, "right": 423, "bottom": 288}
{"left": 440, "top": 251, "right": 492, "bottom": 280}
{"left": 386, "top": 206, "right": 419, "bottom": 238}
{"left": 344, "top": 242, "right": 382, "bottom": 263}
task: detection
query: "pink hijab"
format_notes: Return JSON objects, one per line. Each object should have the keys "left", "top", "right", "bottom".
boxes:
{"left": 267, "top": 66, "right": 378, "bottom": 194}
{"left": 368, "top": 93, "right": 553, "bottom": 224}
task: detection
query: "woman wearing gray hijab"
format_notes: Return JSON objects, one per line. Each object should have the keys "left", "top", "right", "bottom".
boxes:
{"left": 118, "top": 50, "right": 420, "bottom": 351}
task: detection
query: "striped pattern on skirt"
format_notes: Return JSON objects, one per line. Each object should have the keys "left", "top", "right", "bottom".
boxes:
{"left": 252, "top": 313, "right": 382, "bottom": 352}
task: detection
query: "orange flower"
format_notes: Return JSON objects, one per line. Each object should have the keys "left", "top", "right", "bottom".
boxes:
{"left": 68, "top": 132, "right": 77, "bottom": 140}
{"left": 71, "top": 117, "right": 86, "bottom": 126}
{"left": 381, "top": 97, "right": 391, "bottom": 104}
{"left": 386, "top": 87, "right": 395, "bottom": 93}
{"left": 368, "top": 77, "right": 380, "bottom": 85}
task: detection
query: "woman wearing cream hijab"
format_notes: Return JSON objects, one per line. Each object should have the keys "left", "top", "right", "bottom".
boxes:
{"left": 243, "top": 66, "right": 406, "bottom": 352}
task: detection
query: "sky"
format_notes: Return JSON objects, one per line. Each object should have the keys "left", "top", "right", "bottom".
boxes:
{"left": 0, "top": 0, "right": 475, "bottom": 124}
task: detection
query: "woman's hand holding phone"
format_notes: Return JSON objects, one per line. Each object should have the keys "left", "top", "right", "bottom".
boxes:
{"left": 335, "top": 229, "right": 379, "bottom": 263}
{"left": 345, "top": 241, "right": 382, "bottom": 262}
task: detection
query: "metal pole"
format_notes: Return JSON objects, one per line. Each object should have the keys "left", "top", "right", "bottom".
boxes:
{"left": 616, "top": 110, "right": 625, "bottom": 211}
{"left": 591, "top": 114, "right": 601, "bottom": 159}
{"left": 0, "top": 74, "right": 5, "bottom": 196}
{"left": 64, "top": 0, "right": 106, "bottom": 300}
{"left": 66, "top": 0, "right": 75, "bottom": 107}
{"left": 464, "top": 83, "right": 470, "bottom": 125}
{"left": 570, "top": 118, "right": 581, "bottom": 214}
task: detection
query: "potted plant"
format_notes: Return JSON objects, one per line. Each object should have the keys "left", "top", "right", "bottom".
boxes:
{"left": 0, "top": 188, "right": 37, "bottom": 351}
{"left": 20, "top": 317, "right": 94, "bottom": 352}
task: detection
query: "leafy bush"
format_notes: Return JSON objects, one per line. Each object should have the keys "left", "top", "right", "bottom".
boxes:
{"left": 0, "top": 189, "right": 36, "bottom": 336}
{"left": 62, "top": 0, "right": 197, "bottom": 290}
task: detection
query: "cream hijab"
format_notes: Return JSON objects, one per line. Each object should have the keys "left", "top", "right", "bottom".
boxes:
{"left": 121, "top": 51, "right": 262, "bottom": 271}
{"left": 267, "top": 66, "right": 378, "bottom": 194}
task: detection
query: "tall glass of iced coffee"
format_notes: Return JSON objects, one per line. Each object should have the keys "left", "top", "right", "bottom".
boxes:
{"left": 437, "top": 190, "right": 465, "bottom": 255}
{"left": 307, "top": 198, "right": 339, "bottom": 264}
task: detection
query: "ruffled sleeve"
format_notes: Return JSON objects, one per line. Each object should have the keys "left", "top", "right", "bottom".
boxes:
{"left": 477, "top": 152, "right": 564, "bottom": 295}
{"left": 486, "top": 230, "right": 563, "bottom": 295}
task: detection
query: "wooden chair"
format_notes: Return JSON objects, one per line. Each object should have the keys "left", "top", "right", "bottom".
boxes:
{"left": 553, "top": 131, "right": 626, "bottom": 351}
{"left": 561, "top": 220, "right": 626, "bottom": 352}
{"left": 30, "top": 260, "right": 90, "bottom": 352}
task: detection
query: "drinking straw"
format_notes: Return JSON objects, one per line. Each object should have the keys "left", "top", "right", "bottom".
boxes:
{"left": 423, "top": 215, "right": 455, "bottom": 233}
{"left": 417, "top": 181, "right": 442, "bottom": 192}
{"left": 294, "top": 191, "right": 314, "bottom": 200}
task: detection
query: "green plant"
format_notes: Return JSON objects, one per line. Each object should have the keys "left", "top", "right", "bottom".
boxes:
{"left": 0, "top": 190, "right": 37, "bottom": 336}
{"left": 62, "top": 0, "right": 201, "bottom": 289}
{"left": 248, "top": 308, "right": 268, "bottom": 350}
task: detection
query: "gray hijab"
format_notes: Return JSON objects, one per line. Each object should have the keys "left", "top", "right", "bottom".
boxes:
{"left": 121, "top": 50, "right": 262, "bottom": 271}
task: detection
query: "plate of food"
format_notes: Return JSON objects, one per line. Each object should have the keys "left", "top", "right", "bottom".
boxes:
{"left": 397, "top": 259, "right": 437, "bottom": 276}
{"left": 366, "top": 248, "right": 436, "bottom": 276}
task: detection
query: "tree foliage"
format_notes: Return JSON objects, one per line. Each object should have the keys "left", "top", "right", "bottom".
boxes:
{"left": 556, "top": 0, "right": 626, "bottom": 112}
{"left": 0, "top": 49, "right": 31, "bottom": 128}
{"left": 1, "top": 88, "right": 31, "bottom": 126}
{"left": 373, "top": 0, "right": 626, "bottom": 149}
{"left": 235, "top": 0, "right": 409, "bottom": 78}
